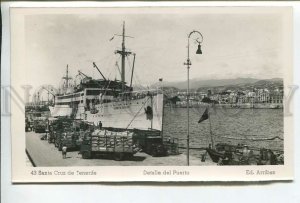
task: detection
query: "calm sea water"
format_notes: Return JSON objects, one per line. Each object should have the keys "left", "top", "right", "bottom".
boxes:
{"left": 163, "top": 107, "right": 284, "bottom": 157}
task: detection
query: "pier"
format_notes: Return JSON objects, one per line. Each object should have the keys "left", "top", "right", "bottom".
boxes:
{"left": 26, "top": 131, "right": 215, "bottom": 166}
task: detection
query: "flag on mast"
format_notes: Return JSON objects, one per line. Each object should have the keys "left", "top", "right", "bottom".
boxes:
{"left": 198, "top": 108, "right": 209, "bottom": 123}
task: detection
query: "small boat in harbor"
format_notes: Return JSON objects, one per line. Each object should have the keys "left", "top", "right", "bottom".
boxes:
{"left": 205, "top": 143, "right": 283, "bottom": 165}
{"left": 199, "top": 107, "right": 284, "bottom": 165}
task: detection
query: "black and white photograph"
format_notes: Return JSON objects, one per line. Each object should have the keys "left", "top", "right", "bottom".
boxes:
{"left": 9, "top": 6, "right": 293, "bottom": 182}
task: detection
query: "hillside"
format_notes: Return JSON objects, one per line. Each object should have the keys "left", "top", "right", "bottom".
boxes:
{"left": 163, "top": 78, "right": 283, "bottom": 90}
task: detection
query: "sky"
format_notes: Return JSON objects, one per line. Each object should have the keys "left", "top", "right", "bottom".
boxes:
{"left": 24, "top": 7, "right": 287, "bottom": 90}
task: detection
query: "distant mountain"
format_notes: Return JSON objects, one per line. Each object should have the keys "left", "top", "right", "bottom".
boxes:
{"left": 164, "top": 78, "right": 253, "bottom": 89}
{"left": 253, "top": 78, "right": 283, "bottom": 85}
{"left": 251, "top": 78, "right": 283, "bottom": 90}
{"left": 162, "top": 77, "right": 283, "bottom": 90}
{"left": 134, "top": 77, "right": 283, "bottom": 92}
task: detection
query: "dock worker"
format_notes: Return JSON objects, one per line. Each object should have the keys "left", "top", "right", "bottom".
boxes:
{"left": 62, "top": 144, "right": 67, "bottom": 159}
{"left": 46, "top": 130, "right": 50, "bottom": 142}
{"left": 99, "top": 121, "right": 103, "bottom": 130}
{"left": 242, "top": 145, "right": 250, "bottom": 156}
{"left": 240, "top": 145, "right": 251, "bottom": 164}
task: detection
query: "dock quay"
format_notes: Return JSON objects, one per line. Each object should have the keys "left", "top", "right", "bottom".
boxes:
{"left": 26, "top": 131, "right": 216, "bottom": 166}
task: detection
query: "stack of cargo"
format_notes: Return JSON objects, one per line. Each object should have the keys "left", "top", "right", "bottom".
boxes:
{"left": 33, "top": 117, "right": 48, "bottom": 133}
{"left": 90, "top": 130, "right": 134, "bottom": 152}
{"left": 91, "top": 130, "right": 105, "bottom": 151}
{"left": 65, "top": 132, "right": 78, "bottom": 142}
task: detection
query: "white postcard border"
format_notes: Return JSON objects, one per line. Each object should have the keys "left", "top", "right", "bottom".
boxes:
{"left": 8, "top": 5, "right": 294, "bottom": 183}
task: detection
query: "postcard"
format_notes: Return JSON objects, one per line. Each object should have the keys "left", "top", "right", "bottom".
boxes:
{"left": 9, "top": 6, "right": 293, "bottom": 182}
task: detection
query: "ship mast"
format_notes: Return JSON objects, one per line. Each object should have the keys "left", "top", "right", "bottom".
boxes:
{"left": 62, "top": 64, "right": 72, "bottom": 89}
{"left": 121, "top": 22, "right": 126, "bottom": 88}
{"left": 115, "top": 21, "right": 132, "bottom": 92}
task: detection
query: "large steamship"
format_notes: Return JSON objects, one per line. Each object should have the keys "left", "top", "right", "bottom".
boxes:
{"left": 49, "top": 22, "right": 164, "bottom": 131}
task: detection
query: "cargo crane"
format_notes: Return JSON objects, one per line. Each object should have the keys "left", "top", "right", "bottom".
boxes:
{"left": 93, "top": 62, "right": 107, "bottom": 81}
{"left": 77, "top": 70, "right": 91, "bottom": 79}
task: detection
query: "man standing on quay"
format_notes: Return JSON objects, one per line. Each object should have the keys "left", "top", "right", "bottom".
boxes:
{"left": 62, "top": 144, "right": 67, "bottom": 159}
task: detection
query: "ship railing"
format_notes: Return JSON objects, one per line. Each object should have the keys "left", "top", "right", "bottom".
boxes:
{"left": 119, "top": 89, "right": 163, "bottom": 97}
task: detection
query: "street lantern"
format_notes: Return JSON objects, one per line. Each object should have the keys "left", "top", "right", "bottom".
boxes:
{"left": 196, "top": 44, "right": 202, "bottom": 54}
{"left": 184, "top": 30, "right": 203, "bottom": 166}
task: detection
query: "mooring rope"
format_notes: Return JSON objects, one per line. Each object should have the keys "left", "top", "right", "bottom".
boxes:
{"left": 125, "top": 97, "right": 151, "bottom": 129}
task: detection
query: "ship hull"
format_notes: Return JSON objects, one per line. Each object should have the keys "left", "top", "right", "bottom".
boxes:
{"left": 49, "top": 93, "right": 164, "bottom": 131}
{"left": 49, "top": 105, "right": 72, "bottom": 117}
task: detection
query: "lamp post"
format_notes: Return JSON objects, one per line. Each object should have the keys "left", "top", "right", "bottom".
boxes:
{"left": 159, "top": 78, "right": 164, "bottom": 141}
{"left": 184, "top": 30, "right": 203, "bottom": 166}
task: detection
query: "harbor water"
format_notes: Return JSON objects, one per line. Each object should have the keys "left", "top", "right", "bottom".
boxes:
{"left": 163, "top": 107, "right": 284, "bottom": 157}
